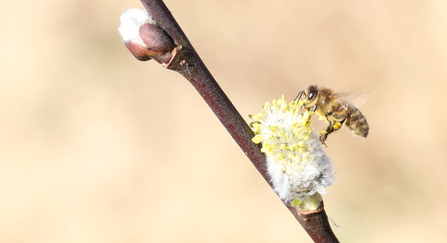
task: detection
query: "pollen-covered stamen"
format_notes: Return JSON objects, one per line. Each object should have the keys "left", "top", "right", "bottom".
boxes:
{"left": 249, "top": 96, "right": 335, "bottom": 210}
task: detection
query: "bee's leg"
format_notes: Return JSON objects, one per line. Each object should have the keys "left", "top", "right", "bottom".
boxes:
{"left": 320, "top": 112, "right": 347, "bottom": 146}
{"left": 320, "top": 131, "right": 329, "bottom": 147}
{"left": 320, "top": 124, "right": 333, "bottom": 147}
{"left": 302, "top": 105, "right": 317, "bottom": 124}
{"left": 294, "top": 90, "right": 305, "bottom": 101}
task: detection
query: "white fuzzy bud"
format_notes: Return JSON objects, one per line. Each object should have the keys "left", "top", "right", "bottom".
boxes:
{"left": 118, "top": 8, "right": 156, "bottom": 46}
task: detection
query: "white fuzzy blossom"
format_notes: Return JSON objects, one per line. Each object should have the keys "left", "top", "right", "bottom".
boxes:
{"left": 250, "top": 96, "right": 335, "bottom": 209}
{"left": 118, "top": 8, "right": 156, "bottom": 46}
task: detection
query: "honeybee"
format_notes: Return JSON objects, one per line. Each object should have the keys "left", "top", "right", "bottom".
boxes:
{"left": 296, "top": 85, "right": 369, "bottom": 146}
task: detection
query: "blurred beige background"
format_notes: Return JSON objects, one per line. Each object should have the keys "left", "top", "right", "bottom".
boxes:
{"left": 1, "top": 0, "right": 446, "bottom": 242}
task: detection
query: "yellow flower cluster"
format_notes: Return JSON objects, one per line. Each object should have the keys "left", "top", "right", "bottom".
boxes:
{"left": 249, "top": 96, "right": 334, "bottom": 209}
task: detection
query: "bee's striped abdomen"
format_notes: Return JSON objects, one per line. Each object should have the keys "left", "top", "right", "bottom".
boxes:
{"left": 346, "top": 107, "right": 369, "bottom": 137}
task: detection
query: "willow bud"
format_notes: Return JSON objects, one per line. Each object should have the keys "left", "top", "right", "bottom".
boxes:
{"left": 118, "top": 8, "right": 176, "bottom": 63}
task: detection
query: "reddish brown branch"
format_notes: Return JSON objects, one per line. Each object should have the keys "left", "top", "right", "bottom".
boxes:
{"left": 289, "top": 203, "right": 339, "bottom": 243}
{"left": 137, "top": 0, "right": 339, "bottom": 242}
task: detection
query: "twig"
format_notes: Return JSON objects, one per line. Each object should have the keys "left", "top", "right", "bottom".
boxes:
{"left": 128, "top": 1, "right": 339, "bottom": 242}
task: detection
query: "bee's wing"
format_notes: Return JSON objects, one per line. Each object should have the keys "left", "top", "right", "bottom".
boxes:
{"left": 335, "top": 89, "right": 374, "bottom": 108}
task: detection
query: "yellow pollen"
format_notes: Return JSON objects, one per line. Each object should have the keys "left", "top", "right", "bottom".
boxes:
{"left": 252, "top": 135, "right": 263, "bottom": 144}
{"left": 276, "top": 153, "right": 284, "bottom": 161}
{"left": 289, "top": 145, "right": 298, "bottom": 151}
{"left": 333, "top": 122, "right": 342, "bottom": 130}
{"left": 287, "top": 152, "right": 296, "bottom": 159}
{"left": 249, "top": 96, "right": 322, "bottom": 169}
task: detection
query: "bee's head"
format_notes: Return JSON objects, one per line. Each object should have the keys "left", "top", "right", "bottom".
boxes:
{"left": 306, "top": 85, "right": 318, "bottom": 102}
{"left": 295, "top": 85, "right": 319, "bottom": 110}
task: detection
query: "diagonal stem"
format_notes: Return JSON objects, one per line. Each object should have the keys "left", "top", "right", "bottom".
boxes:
{"left": 140, "top": 0, "right": 268, "bottom": 180}
{"left": 139, "top": 0, "right": 339, "bottom": 242}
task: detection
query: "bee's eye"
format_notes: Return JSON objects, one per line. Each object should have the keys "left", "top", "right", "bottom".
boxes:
{"left": 308, "top": 89, "right": 317, "bottom": 101}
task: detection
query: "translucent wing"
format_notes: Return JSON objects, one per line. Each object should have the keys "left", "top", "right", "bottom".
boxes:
{"left": 333, "top": 88, "right": 374, "bottom": 108}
